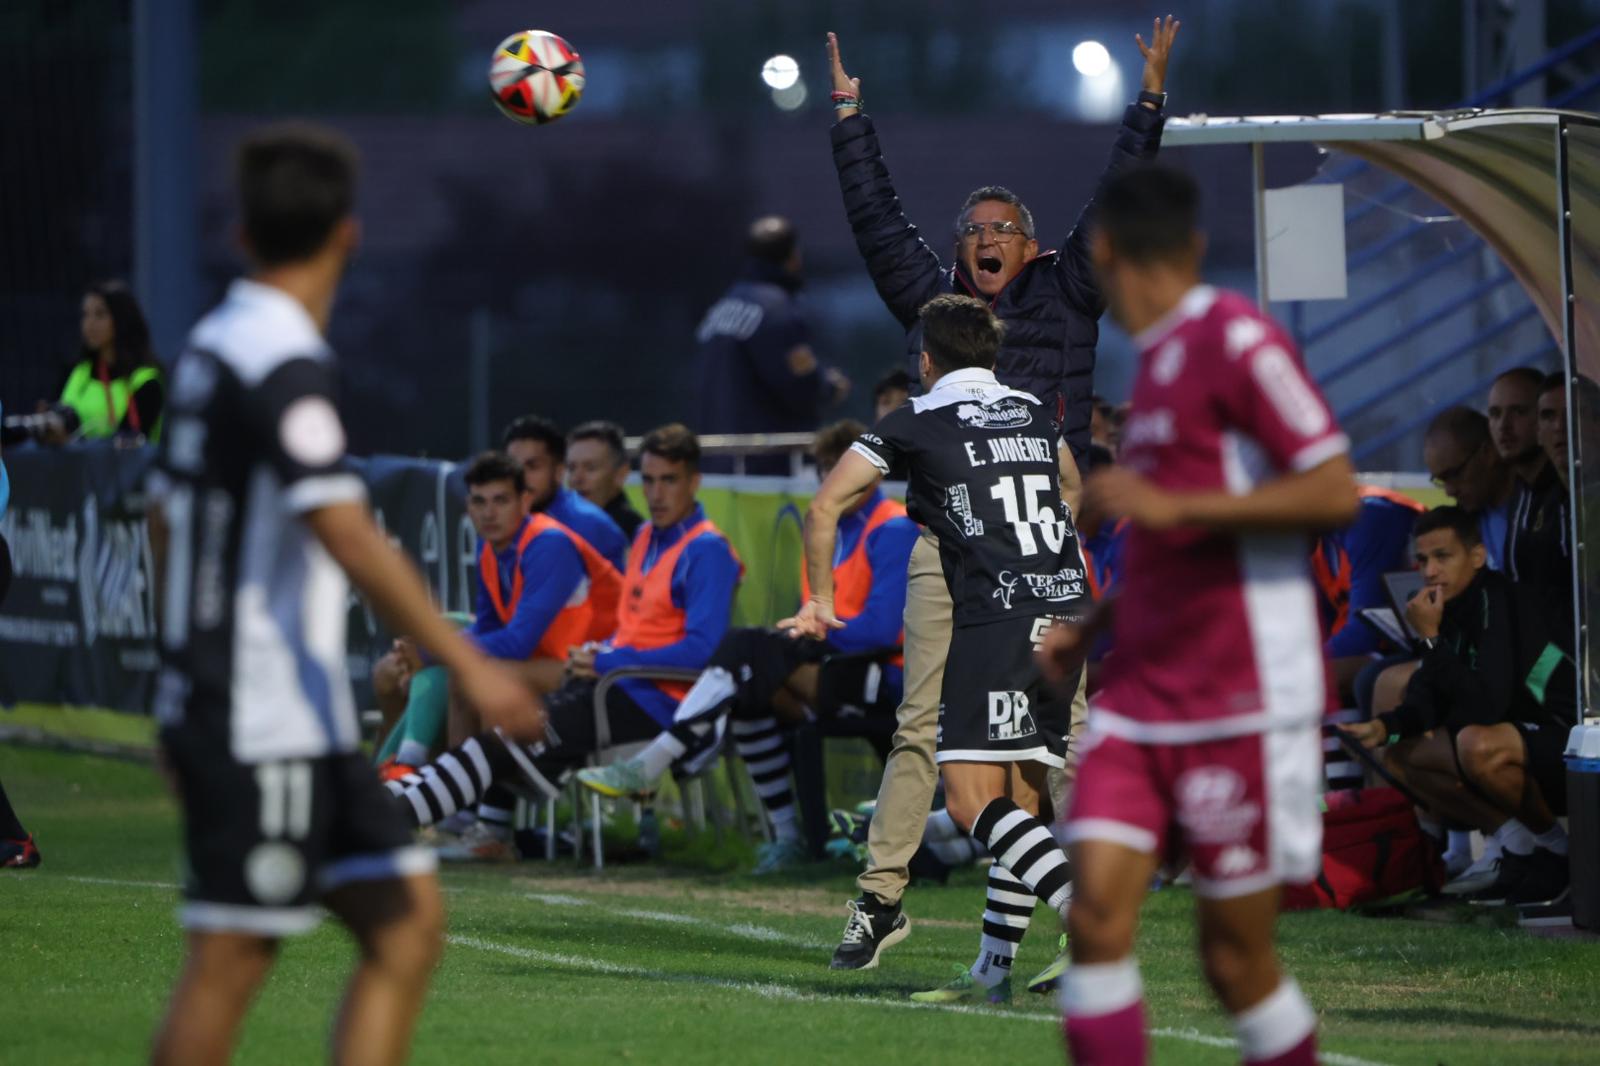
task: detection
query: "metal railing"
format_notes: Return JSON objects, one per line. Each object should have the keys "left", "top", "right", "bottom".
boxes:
{"left": 622, "top": 432, "right": 816, "bottom": 477}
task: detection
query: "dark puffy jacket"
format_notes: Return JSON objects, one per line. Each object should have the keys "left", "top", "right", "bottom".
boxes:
{"left": 831, "top": 104, "right": 1164, "bottom": 459}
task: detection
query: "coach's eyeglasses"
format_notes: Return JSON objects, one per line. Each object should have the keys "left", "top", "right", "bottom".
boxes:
{"left": 958, "top": 220, "right": 1028, "bottom": 243}
{"left": 1429, "top": 439, "right": 1487, "bottom": 488}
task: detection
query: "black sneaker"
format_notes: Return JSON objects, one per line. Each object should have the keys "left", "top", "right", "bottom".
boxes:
{"left": 829, "top": 896, "right": 910, "bottom": 970}
{"left": 1465, "top": 848, "right": 1531, "bottom": 906}
{"left": 1508, "top": 848, "right": 1570, "bottom": 907}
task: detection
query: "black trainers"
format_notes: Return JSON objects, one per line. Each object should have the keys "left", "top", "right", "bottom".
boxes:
{"left": 1508, "top": 847, "right": 1570, "bottom": 907}
{"left": 1465, "top": 848, "right": 1531, "bottom": 906}
{"left": 829, "top": 896, "right": 909, "bottom": 970}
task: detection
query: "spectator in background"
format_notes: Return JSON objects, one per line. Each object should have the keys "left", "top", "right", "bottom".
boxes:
{"left": 1493, "top": 367, "right": 1565, "bottom": 589}
{"left": 567, "top": 420, "right": 644, "bottom": 539}
{"left": 1424, "top": 407, "right": 1516, "bottom": 570}
{"left": 36, "top": 280, "right": 164, "bottom": 444}
{"left": 694, "top": 215, "right": 850, "bottom": 473}
{"left": 873, "top": 367, "right": 912, "bottom": 420}
{"left": 1090, "top": 395, "right": 1117, "bottom": 451}
{"left": 502, "top": 415, "right": 628, "bottom": 572}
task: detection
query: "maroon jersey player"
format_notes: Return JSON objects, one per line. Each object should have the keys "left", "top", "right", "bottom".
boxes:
{"left": 1041, "top": 165, "right": 1360, "bottom": 1066}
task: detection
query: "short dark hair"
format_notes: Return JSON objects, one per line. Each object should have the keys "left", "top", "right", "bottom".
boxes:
{"left": 1424, "top": 406, "right": 1490, "bottom": 451}
{"left": 873, "top": 367, "right": 913, "bottom": 403}
{"left": 640, "top": 423, "right": 701, "bottom": 470}
{"left": 1413, "top": 505, "right": 1482, "bottom": 548}
{"left": 812, "top": 419, "right": 867, "bottom": 469}
{"left": 501, "top": 415, "right": 567, "bottom": 463}
{"left": 235, "top": 123, "right": 358, "bottom": 267}
{"left": 1492, "top": 366, "right": 1547, "bottom": 393}
{"left": 463, "top": 450, "right": 527, "bottom": 493}
{"left": 747, "top": 216, "right": 798, "bottom": 265}
{"left": 919, "top": 294, "right": 1004, "bottom": 373}
{"left": 1541, "top": 371, "right": 1566, "bottom": 396}
{"left": 568, "top": 420, "right": 629, "bottom": 467}
{"left": 1096, "top": 164, "right": 1201, "bottom": 263}
{"left": 956, "top": 186, "right": 1035, "bottom": 240}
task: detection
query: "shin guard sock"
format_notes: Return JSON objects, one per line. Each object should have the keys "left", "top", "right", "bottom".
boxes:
{"left": 972, "top": 797, "right": 1073, "bottom": 914}
{"left": 393, "top": 731, "right": 519, "bottom": 827}
{"left": 1061, "top": 958, "right": 1146, "bottom": 1066}
{"left": 971, "top": 865, "right": 1032, "bottom": 987}
{"left": 1234, "top": 977, "right": 1316, "bottom": 1066}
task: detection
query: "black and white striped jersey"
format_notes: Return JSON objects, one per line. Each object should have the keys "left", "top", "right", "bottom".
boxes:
{"left": 850, "top": 367, "right": 1089, "bottom": 628}
{"left": 150, "top": 279, "right": 366, "bottom": 762}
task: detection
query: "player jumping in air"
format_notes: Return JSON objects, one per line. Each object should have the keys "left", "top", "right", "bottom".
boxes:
{"left": 147, "top": 124, "right": 541, "bottom": 1066}
{"left": 1042, "top": 164, "right": 1360, "bottom": 1066}
{"left": 788, "top": 294, "right": 1089, "bottom": 1000}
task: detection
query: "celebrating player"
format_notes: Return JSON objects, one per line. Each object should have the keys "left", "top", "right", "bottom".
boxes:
{"left": 788, "top": 294, "right": 1089, "bottom": 995}
{"left": 146, "top": 124, "right": 541, "bottom": 1066}
{"left": 1043, "top": 165, "right": 1359, "bottom": 1066}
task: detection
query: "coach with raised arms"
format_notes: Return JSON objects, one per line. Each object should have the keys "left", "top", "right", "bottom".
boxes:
{"left": 820, "top": 18, "right": 1179, "bottom": 969}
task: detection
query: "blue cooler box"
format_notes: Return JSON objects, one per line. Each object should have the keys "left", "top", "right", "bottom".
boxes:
{"left": 1566, "top": 723, "right": 1600, "bottom": 930}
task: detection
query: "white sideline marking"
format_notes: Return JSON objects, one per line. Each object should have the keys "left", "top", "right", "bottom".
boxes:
{"left": 59, "top": 875, "right": 1392, "bottom": 1066}
{"left": 526, "top": 893, "right": 825, "bottom": 949}
{"left": 453, "top": 935, "right": 1394, "bottom": 1066}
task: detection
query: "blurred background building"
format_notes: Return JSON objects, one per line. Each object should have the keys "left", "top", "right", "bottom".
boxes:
{"left": 5, "top": 0, "right": 1599, "bottom": 466}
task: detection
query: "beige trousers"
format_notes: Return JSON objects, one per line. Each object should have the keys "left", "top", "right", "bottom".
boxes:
{"left": 857, "top": 532, "right": 1090, "bottom": 905}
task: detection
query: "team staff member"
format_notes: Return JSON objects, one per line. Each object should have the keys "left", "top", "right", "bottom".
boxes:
{"left": 1342, "top": 507, "right": 1575, "bottom": 908}
{"left": 147, "top": 123, "right": 538, "bottom": 1066}
{"left": 821, "top": 15, "right": 1180, "bottom": 971}
{"left": 568, "top": 419, "right": 645, "bottom": 538}
{"left": 578, "top": 420, "right": 918, "bottom": 875}
{"left": 387, "top": 426, "right": 743, "bottom": 828}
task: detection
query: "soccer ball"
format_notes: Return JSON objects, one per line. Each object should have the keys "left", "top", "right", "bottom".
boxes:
{"left": 489, "top": 30, "right": 585, "bottom": 125}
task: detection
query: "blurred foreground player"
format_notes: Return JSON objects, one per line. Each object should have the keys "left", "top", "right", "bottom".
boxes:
{"left": 146, "top": 124, "right": 540, "bottom": 1066}
{"left": 1042, "top": 166, "right": 1359, "bottom": 1066}
{"left": 0, "top": 403, "right": 41, "bottom": 870}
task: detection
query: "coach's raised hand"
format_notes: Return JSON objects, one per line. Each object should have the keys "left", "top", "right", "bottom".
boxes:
{"left": 1136, "top": 14, "right": 1181, "bottom": 103}
{"left": 825, "top": 32, "right": 861, "bottom": 119}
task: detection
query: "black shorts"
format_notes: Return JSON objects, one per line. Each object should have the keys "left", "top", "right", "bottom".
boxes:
{"left": 1512, "top": 719, "right": 1570, "bottom": 816}
{"left": 936, "top": 615, "right": 1074, "bottom": 769}
{"left": 163, "top": 730, "right": 434, "bottom": 936}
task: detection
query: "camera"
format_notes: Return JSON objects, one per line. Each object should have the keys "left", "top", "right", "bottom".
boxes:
{"left": 1, "top": 404, "right": 81, "bottom": 446}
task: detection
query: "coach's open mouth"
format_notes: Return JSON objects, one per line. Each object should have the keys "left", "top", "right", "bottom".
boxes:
{"left": 977, "top": 255, "right": 1003, "bottom": 275}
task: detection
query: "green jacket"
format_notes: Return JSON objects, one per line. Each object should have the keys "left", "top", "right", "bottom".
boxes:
{"left": 57, "top": 360, "right": 163, "bottom": 441}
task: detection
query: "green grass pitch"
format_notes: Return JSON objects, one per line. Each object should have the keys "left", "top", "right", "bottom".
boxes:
{"left": 3, "top": 745, "right": 1599, "bottom": 1064}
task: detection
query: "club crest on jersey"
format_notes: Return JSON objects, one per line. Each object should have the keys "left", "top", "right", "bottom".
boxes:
{"left": 988, "top": 691, "right": 1036, "bottom": 740}
{"left": 955, "top": 400, "right": 1033, "bottom": 429}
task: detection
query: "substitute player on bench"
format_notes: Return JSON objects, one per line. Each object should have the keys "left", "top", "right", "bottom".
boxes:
{"left": 1042, "top": 165, "right": 1359, "bottom": 1066}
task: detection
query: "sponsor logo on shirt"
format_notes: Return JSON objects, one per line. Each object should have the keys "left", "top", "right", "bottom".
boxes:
{"left": 945, "top": 484, "right": 984, "bottom": 538}
{"left": 987, "top": 690, "right": 1037, "bottom": 741}
{"left": 1121, "top": 408, "right": 1177, "bottom": 450}
{"left": 955, "top": 399, "right": 1033, "bottom": 429}
{"left": 993, "top": 567, "right": 1087, "bottom": 610}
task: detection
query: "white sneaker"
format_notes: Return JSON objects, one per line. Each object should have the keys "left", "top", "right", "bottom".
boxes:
{"left": 435, "top": 821, "right": 517, "bottom": 863}
{"left": 1442, "top": 839, "right": 1502, "bottom": 896}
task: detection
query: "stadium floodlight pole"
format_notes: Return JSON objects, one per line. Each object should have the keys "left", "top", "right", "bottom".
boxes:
{"left": 1554, "top": 116, "right": 1587, "bottom": 718}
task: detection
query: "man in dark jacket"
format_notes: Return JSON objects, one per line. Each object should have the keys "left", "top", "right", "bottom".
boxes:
{"left": 820, "top": 19, "right": 1179, "bottom": 972}
{"left": 1343, "top": 506, "right": 1576, "bottom": 908}
{"left": 827, "top": 22, "right": 1175, "bottom": 462}
{"left": 694, "top": 216, "right": 850, "bottom": 472}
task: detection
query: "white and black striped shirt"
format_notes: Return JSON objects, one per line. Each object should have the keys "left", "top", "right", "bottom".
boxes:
{"left": 150, "top": 279, "right": 365, "bottom": 762}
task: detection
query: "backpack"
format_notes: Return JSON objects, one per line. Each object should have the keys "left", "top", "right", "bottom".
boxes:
{"left": 1281, "top": 788, "right": 1446, "bottom": 911}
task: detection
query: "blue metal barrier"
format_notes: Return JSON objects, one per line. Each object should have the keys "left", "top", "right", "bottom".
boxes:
{"left": 1316, "top": 270, "right": 1518, "bottom": 385}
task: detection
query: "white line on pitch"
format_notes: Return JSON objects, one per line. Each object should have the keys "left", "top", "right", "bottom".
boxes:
{"left": 451, "top": 934, "right": 1394, "bottom": 1066}
{"left": 525, "top": 893, "right": 825, "bottom": 948}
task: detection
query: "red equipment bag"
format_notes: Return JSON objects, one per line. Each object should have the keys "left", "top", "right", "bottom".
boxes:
{"left": 1281, "top": 788, "right": 1446, "bottom": 911}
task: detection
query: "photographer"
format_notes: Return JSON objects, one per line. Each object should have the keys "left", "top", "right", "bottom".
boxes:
{"left": 4, "top": 281, "right": 164, "bottom": 447}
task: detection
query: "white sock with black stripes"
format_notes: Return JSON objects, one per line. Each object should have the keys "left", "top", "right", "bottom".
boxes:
{"left": 971, "top": 865, "right": 1033, "bottom": 987}
{"left": 391, "top": 732, "right": 519, "bottom": 828}
{"left": 970, "top": 797, "right": 1073, "bottom": 915}
{"left": 733, "top": 717, "right": 800, "bottom": 842}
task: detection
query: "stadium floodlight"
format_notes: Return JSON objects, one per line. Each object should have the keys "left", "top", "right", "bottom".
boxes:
{"left": 772, "top": 79, "right": 808, "bottom": 111}
{"left": 761, "top": 54, "right": 801, "bottom": 90}
{"left": 1071, "top": 40, "right": 1111, "bottom": 78}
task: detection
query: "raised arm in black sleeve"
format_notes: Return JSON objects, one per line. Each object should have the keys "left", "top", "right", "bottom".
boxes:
{"left": 831, "top": 115, "right": 947, "bottom": 329}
